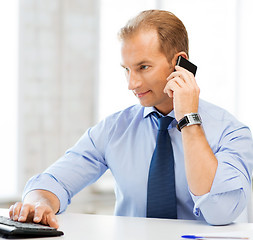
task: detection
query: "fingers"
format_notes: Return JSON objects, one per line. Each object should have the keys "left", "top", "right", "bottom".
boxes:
{"left": 33, "top": 203, "right": 58, "bottom": 228}
{"left": 165, "top": 65, "right": 199, "bottom": 94}
{"left": 33, "top": 202, "right": 47, "bottom": 223}
{"left": 174, "top": 65, "right": 195, "bottom": 79}
{"left": 166, "top": 66, "right": 196, "bottom": 87}
{"left": 9, "top": 202, "right": 23, "bottom": 221}
{"left": 9, "top": 204, "right": 14, "bottom": 219}
{"left": 35, "top": 207, "right": 59, "bottom": 228}
{"left": 164, "top": 78, "right": 181, "bottom": 97}
{"left": 8, "top": 202, "right": 58, "bottom": 228}
{"left": 46, "top": 213, "right": 59, "bottom": 229}
{"left": 19, "top": 203, "right": 36, "bottom": 222}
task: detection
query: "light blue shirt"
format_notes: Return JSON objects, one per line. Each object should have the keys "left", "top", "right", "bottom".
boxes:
{"left": 23, "top": 99, "right": 253, "bottom": 225}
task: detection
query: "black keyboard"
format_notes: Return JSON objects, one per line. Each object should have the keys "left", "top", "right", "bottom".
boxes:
{"left": 0, "top": 215, "right": 64, "bottom": 238}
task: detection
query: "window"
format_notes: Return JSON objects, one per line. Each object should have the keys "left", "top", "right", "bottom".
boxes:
{"left": 0, "top": 1, "right": 18, "bottom": 199}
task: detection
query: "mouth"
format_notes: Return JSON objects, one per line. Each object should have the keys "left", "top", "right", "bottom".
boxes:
{"left": 134, "top": 90, "right": 151, "bottom": 98}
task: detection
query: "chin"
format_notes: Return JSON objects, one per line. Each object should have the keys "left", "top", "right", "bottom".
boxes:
{"left": 138, "top": 101, "right": 154, "bottom": 108}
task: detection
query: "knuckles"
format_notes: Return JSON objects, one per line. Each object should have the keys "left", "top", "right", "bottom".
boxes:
{"left": 22, "top": 203, "right": 34, "bottom": 209}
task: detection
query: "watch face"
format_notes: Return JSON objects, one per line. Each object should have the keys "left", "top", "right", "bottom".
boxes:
{"left": 188, "top": 114, "right": 202, "bottom": 124}
{"left": 192, "top": 114, "right": 200, "bottom": 121}
{"left": 177, "top": 113, "right": 202, "bottom": 131}
{"left": 186, "top": 113, "right": 202, "bottom": 126}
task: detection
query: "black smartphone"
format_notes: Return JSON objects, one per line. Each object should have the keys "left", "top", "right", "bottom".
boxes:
{"left": 176, "top": 56, "right": 197, "bottom": 76}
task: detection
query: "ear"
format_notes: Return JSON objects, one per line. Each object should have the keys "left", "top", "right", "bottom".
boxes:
{"left": 171, "top": 51, "right": 188, "bottom": 66}
{"left": 175, "top": 51, "right": 188, "bottom": 60}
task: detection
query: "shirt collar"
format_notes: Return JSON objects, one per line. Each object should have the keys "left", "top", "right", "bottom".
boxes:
{"left": 143, "top": 106, "right": 176, "bottom": 119}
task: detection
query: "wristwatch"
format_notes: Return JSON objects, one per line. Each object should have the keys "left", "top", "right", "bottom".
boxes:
{"left": 176, "top": 113, "right": 202, "bottom": 132}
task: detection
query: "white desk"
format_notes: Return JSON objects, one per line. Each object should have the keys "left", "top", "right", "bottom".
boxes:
{"left": 1, "top": 208, "right": 253, "bottom": 239}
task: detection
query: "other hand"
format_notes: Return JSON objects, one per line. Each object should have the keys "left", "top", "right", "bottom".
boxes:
{"left": 9, "top": 201, "right": 59, "bottom": 229}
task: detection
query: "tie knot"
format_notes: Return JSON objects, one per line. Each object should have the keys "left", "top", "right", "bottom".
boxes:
{"left": 158, "top": 116, "right": 174, "bottom": 130}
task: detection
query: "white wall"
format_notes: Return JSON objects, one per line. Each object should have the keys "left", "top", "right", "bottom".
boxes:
{"left": 18, "top": 0, "right": 100, "bottom": 204}
{"left": 0, "top": 1, "right": 18, "bottom": 200}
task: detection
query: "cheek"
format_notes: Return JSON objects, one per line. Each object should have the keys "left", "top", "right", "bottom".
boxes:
{"left": 151, "top": 71, "right": 170, "bottom": 88}
{"left": 150, "top": 79, "right": 168, "bottom": 96}
{"left": 152, "top": 72, "right": 172, "bottom": 94}
{"left": 144, "top": 66, "right": 172, "bottom": 89}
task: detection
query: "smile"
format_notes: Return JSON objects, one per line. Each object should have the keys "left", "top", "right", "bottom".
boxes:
{"left": 135, "top": 90, "right": 151, "bottom": 98}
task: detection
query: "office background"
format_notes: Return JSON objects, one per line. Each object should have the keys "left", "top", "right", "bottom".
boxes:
{"left": 0, "top": 0, "right": 253, "bottom": 215}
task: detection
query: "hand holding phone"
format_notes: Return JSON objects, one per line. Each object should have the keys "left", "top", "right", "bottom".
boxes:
{"left": 164, "top": 55, "right": 199, "bottom": 121}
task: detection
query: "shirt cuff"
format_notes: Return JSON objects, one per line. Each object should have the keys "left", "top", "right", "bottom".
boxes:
{"left": 22, "top": 173, "right": 69, "bottom": 214}
{"left": 189, "top": 157, "right": 247, "bottom": 224}
{"left": 190, "top": 191, "right": 210, "bottom": 217}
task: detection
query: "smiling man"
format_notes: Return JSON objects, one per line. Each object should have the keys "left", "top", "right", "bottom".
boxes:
{"left": 121, "top": 29, "right": 174, "bottom": 113}
{"left": 10, "top": 10, "right": 253, "bottom": 227}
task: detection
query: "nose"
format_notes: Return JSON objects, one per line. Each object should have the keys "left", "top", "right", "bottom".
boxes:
{"left": 127, "top": 71, "right": 142, "bottom": 90}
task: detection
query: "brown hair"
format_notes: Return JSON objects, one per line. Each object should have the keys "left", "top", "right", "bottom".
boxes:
{"left": 118, "top": 10, "right": 189, "bottom": 63}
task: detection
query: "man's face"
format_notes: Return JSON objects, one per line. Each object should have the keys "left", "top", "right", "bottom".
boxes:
{"left": 121, "top": 29, "right": 175, "bottom": 115}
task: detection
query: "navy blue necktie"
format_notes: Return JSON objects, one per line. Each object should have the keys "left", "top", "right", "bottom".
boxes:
{"left": 146, "top": 114, "right": 177, "bottom": 219}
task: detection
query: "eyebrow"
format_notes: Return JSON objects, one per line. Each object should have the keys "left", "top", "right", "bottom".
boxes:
{"left": 120, "top": 60, "right": 152, "bottom": 68}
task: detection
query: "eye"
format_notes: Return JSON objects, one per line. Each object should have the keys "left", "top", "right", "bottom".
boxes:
{"left": 140, "top": 65, "right": 149, "bottom": 70}
{"left": 122, "top": 67, "right": 129, "bottom": 73}
{"left": 120, "top": 64, "right": 129, "bottom": 73}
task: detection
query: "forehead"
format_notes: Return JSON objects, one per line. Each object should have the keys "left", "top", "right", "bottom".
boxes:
{"left": 120, "top": 29, "right": 164, "bottom": 66}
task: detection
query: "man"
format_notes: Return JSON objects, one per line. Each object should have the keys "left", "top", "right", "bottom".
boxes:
{"left": 9, "top": 10, "right": 253, "bottom": 228}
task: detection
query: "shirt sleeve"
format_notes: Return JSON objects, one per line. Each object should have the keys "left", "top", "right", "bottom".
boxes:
{"left": 22, "top": 120, "right": 109, "bottom": 213}
{"left": 190, "top": 124, "right": 253, "bottom": 225}
{"left": 22, "top": 173, "right": 70, "bottom": 214}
